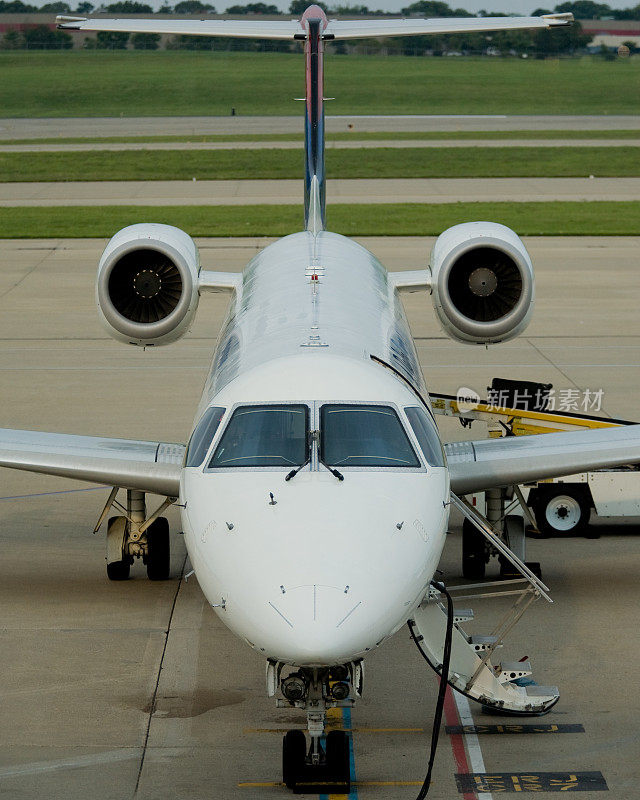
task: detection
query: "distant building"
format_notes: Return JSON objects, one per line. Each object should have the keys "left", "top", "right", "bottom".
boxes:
{"left": 579, "top": 18, "right": 640, "bottom": 50}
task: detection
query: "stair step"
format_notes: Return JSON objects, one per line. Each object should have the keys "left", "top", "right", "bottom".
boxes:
{"left": 454, "top": 608, "right": 474, "bottom": 623}
{"left": 526, "top": 684, "right": 560, "bottom": 698}
{"left": 497, "top": 660, "right": 533, "bottom": 683}
{"left": 468, "top": 634, "right": 502, "bottom": 652}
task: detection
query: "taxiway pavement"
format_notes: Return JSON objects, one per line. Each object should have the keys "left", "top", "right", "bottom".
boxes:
{"left": 3, "top": 177, "right": 639, "bottom": 207}
{"left": 0, "top": 236, "right": 639, "bottom": 799}
{"left": 2, "top": 114, "right": 640, "bottom": 139}
{"left": 0, "top": 139, "right": 637, "bottom": 152}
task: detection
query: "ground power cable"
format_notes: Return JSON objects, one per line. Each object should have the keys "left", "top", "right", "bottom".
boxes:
{"left": 407, "top": 580, "right": 454, "bottom": 800}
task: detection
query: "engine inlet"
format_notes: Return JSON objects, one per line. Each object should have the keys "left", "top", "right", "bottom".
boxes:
{"left": 447, "top": 247, "right": 522, "bottom": 322}
{"left": 108, "top": 249, "right": 183, "bottom": 324}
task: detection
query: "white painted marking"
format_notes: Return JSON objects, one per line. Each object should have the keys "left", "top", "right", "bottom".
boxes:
{"left": 327, "top": 115, "right": 507, "bottom": 119}
{"left": 453, "top": 691, "right": 493, "bottom": 800}
{"left": 0, "top": 748, "right": 141, "bottom": 778}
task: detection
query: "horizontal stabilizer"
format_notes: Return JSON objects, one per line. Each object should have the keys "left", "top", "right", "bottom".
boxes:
{"left": 57, "top": 13, "right": 572, "bottom": 40}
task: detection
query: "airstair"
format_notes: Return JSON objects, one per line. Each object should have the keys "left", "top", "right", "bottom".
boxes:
{"left": 411, "top": 490, "right": 560, "bottom": 714}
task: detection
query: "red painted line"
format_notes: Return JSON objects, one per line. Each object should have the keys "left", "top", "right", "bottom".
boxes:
{"left": 443, "top": 685, "right": 477, "bottom": 800}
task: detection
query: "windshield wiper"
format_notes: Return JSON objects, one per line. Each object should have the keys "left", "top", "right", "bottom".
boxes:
{"left": 285, "top": 456, "right": 309, "bottom": 481}
{"left": 285, "top": 431, "right": 344, "bottom": 482}
{"left": 285, "top": 433, "right": 313, "bottom": 481}
{"left": 319, "top": 458, "right": 344, "bottom": 482}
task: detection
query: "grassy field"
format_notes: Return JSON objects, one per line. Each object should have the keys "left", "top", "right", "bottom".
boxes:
{"left": 3, "top": 130, "right": 640, "bottom": 146}
{"left": 2, "top": 146, "right": 638, "bottom": 181}
{"left": 0, "top": 51, "right": 638, "bottom": 118}
{"left": 3, "top": 202, "right": 640, "bottom": 237}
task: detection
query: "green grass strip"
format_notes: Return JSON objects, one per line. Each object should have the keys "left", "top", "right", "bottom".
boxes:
{"left": 1, "top": 51, "right": 639, "bottom": 117}
{"left": 4, "top": 130, "right": 640, "bottom": 146}
{"left": 3, "top": 202, "right": 640, "bottom": 238}
{"left": 3, "top": 146, "right": 640, "bottom": 181}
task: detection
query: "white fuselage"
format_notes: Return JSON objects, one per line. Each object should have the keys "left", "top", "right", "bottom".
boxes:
{"left": 180, "top": 231, "right": 450, "bottom": 666}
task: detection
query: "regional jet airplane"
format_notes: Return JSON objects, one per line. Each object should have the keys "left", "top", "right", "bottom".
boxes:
{"left": 2, "top": 5, "right": 639, "bottom": 793}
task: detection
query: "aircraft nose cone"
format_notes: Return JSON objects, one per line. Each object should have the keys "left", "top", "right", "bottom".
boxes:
{"left": 267, "top": 584, "right": 364, "bottom": 663}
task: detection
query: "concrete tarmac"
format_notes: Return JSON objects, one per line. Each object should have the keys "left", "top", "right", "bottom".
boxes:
{"left": 1, "top": 236, "right": 639, "bottom": 798}
{"left": 1, "top": 138, "right": 637, "bottom": 152}
{"left": 3, "top": 177, "right": 639, "bottom": 207}
{"left": 1, "top": 114, "right": 640, "bottom": 139}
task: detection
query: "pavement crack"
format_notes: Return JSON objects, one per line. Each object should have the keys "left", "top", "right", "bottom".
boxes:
{"left": 0, "top": 247, "right": 52, "bottom": 302}
{"left": 133, "top": 553, "right": 188, "bottom": 798}
{"left": 526, "top": 337, "right": 613, "bottom": 419}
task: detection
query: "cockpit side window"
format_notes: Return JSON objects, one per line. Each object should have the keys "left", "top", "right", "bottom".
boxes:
{"left": 320, "top": 404, "right": 420, "bottom": 468}
{"left": 405, "top": 406, "right": 446, "bottom": 467}
{"left": 209, "top": 404, "right": 308, "bottom": 468}
{"left": 185, "top": 406, "right": 226, "bottom": 468}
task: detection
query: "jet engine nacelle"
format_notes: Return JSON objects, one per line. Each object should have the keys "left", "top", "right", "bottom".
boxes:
{"left": 96, "top": 223, "right": 200, "bottom": 347}
{"left": 429, "top": 222, "right": 534, "bottom": 345}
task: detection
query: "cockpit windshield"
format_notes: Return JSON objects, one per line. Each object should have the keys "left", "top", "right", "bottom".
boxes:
{"left": 185, "top": 406, "right": 226, "bottom": 468}
{"left": 320, "top": 404, "right": 420, "bottom": 468}
{"left": 209, "top": 404, "right": 308, "bottom": 468}
{"left": 405, "top": 406, "right": 446, "bottom": 467}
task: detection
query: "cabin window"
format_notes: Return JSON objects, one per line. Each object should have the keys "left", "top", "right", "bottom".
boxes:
{"left": 405, "top": 406, "right": 446, "bottom": 467}
{"left": 184, "top": 406, "right": 226, "bottom": 468}
{"left": 320, "top": 404, "right": 420, "bottom": 468}
{"left": 209, "top": 404, "right": 308, "bottom": 468}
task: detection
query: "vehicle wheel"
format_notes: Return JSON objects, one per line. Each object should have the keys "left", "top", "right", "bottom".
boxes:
{"left": 462, "top": 518, "right": 486, "bottom": 579}
{"left": 106, "top": 516, "right": 130, "bottom": 581}
{"left": 146, "top": 517, "right": 170, "bottom": 581}
{"left": 533, "top": 487, "right": 590, "bottom": 536}
{"left": 283, "top": 729, "right": 306, "bottom": 790}
{"left": 326, "top": 730, "right": 350, "bottom": 791}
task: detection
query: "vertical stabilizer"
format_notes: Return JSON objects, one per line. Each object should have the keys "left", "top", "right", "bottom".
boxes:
{"left": 299, "top": 5, "right": 328, "bottom": 232}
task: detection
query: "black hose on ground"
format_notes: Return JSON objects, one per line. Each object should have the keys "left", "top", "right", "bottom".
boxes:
{"left": 407, "top": 580, "right": 455, "bottom": 800}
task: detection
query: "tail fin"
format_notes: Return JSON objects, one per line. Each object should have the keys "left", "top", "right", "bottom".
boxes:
{"left": 299, "top": 6, "right": 328, "bottom": 233}
{"left": 57, "top": 8, "right": 572, "bottom": 233}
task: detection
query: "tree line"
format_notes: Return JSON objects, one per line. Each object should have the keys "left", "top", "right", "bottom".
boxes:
{"left": 0, "top": 0, "right": 632, "bottom": 54}
{"left": 1, "top": 0, "right": 640, "bottom": 20}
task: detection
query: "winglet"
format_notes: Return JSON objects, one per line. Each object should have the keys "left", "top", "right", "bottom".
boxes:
{"left": 541, "top": 12, "right": 574, "bottom": 24}
{"left": 56, "top": 15, "right": 87, "bottom": 27}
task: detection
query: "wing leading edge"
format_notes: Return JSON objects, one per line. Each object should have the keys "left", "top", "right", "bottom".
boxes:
{"left": 446, "top": 423, "right": 640, "bottom": 495}
{"left": 0, "top": 428, "right": 184, "bottom": 497}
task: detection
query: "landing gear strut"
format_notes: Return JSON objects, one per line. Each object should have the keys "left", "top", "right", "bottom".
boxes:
{"left": 101, "top": 488, "right": 175, "bottom": 580}
{"left": 268, "top": 662, "right": 360, "bottom": 794}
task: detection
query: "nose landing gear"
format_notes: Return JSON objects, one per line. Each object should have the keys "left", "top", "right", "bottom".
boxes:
{"left": 282, "top": 728, "right": 350, "bottom": 794}
{"left": 268, "top": 662, "right": 360, "bottom": 794}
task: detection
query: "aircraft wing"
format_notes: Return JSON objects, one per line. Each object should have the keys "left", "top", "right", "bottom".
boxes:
{"left": 0, "top": 428, "right": 184, "bottom": 497}
{"left": 327, "top": 14, "right": 572, "bottom": 39}
{"left": 56, "top": 13, "right": 572, "bottom": 39}
{"left": 446, "top": 424, "right": 640, "bottom": 495}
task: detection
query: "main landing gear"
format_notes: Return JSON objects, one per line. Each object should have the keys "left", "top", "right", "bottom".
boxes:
{"left": 98, "top": 489, "right": 176, "bottom": 580}
{"left": 267, "top": 661, "right": 361, "bottom": 794}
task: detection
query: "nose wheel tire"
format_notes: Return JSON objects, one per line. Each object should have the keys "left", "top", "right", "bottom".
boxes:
{"left": 325, "top": 730, "right": 351, "bottom": 793}
{"left": 282, "top": 730, "right": 307, "bottom": 790}
{"left": 145, "top": 517, "right": 170, "bottom": 580}
{"left": 282, "top": 729, "right": 350, "bottom": 794}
